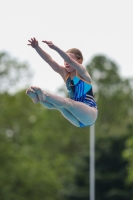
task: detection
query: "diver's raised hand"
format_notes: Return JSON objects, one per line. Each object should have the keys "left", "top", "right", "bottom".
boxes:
{"left": 42, "top": 40, "right": 55, "bottom": 49}
{"left": 28, "top": 37, "right": 39, "bottom": 48}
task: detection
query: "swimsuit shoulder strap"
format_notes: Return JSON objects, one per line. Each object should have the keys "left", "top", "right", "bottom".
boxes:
{"left": 76, "top": 71, "right": 91, "bottom": 84}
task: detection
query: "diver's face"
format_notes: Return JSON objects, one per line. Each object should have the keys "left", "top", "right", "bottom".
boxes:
{"left": 64, "top": 53, "right": 80, "bottom": 72}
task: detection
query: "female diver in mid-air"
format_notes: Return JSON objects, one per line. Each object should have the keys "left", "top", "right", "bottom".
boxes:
{"left": 26, "top": 37, "right": 98, "bottom": 127}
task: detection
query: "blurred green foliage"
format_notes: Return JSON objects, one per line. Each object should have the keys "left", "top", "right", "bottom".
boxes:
{"left": 0, "top": 52, "right": 32, "bottom": 94}
{"left": 62, "top": 55, "right": 133, "bottom": 200}
{"left": 0, "top": 52, "right": 133, "bottom": 200}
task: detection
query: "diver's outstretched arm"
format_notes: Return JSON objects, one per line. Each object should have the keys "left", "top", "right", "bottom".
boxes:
{"left": 28, "top": 38, "right": 66, "bottom": 79}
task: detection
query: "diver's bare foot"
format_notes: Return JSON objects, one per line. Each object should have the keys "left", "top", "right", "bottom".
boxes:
{"left": 31, "top": 86, "right": 46, "bottom": 101}
{"left": 26, "top": 88, "right": 39, "bottom": 104}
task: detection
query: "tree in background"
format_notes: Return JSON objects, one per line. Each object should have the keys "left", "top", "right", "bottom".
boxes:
{"left": 0, "top": 90, "right": 89, "bottom": 200}
{"left": 0, "top": 50, "right": 89, "bottom": 200}
{"left": 123, "top": 118, "right": 133, "bottom": 189}
{"left": 62, "top": 135, "right": 133, "bottom": 200}
{"left": 0, "top": 52, "right": 32, "bottom": 94}
{"left": 1, "top": 51, "right": 133, "bottom": 200}
{"left": 62, "top": 55, "right": 133, "bottom": 200}
{"left": 87, "top": 55, "right": 133, "bottom": 131}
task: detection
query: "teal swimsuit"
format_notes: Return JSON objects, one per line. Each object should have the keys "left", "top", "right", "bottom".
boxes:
{"left": 66, "top": 74, "right": 98, "bottom": 127}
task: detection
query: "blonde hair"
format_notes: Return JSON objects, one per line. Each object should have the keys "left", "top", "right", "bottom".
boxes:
{"left": 66, "top": 48, "right": 83, "bottom": 61}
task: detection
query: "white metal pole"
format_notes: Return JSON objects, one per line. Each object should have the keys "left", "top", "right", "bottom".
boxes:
{"left": 90, "top": 124, "right": 95, "bottom": 200}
